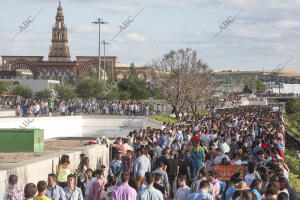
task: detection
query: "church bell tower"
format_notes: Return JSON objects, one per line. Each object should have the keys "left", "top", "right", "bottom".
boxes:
{"left": 48, "top": 0, "right": 71, "bottom": 61}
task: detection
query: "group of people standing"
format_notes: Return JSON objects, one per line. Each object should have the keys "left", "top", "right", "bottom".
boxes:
{"left": 3, "top": 105, "right": 297, "bottom": 200}
{"left": 15, "top": 99, "right": 169, "bottom": 118}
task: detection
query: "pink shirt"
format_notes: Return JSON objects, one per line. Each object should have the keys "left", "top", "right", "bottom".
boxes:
{"left": 87, "top": 178, "right": 107, "bottom": 200}
{"left": 111, "top": 183, "right": 137, "bottom": 200}
{"left": 211, "top": 180, "right": 220, "bottom": 199}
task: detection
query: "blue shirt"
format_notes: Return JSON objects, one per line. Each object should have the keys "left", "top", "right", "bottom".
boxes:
{"left": 225, "top": 187, "right": 235, "bottom": 200}
{"left": 252, "top": 146, "right": 264, "bottom": 160}
{"left": 251, "top": 189, "right": 262, "bottom": 200}
{"left": 22, "top": 104, "right": 28, "bottom": 115}
{"left": 46, "top": 185, "right": 67, "bottom": 200}
{"left": 191, "top": 152, "right": 203, "bottom": 169}
{"left": 187, "top": 190, "right": 214, "bottom": 200}
{"left": 158, "top": 135, "right": 168, "bottom": 149}
{"left": 110, "top": 160, "right": 123, "bottom": 177}
{"left": 0, "top": 191, "right": 3, "bottom": 200}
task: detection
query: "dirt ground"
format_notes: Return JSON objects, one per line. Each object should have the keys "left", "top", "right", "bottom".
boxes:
{"left": 0, "top": 138, "right": 95, "bottom": 163}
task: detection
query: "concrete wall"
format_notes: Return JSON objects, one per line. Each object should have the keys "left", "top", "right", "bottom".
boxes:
{"left": 143, "top": 118, "right": 163, "bottom": 129}
{"left": 0, "top": 111, "right": 15, "bottom": 117}
{"left": 0, "top": 144, "right": 110, "bottom": 198}
{"left": 0, "top": 116, "right": 145, "bottom": 139}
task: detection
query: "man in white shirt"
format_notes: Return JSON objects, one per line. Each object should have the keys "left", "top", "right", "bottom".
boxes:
{"left": 174, "top": 175, "right": 190, "bottom": 200}
{"left": 214, "top": 148, "right": 230, "bottom": 165}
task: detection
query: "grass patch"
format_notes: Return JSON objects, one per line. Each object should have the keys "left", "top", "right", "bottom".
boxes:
{"left": 195, "top": 109, "right": 209, "bottom": 116}
{"left": 151, "top": 114, "right": 179, "bottom": 124}
{"left": 285, "top": 149, "right": 300, "bottom": 197}
{"left": 285, "top": 114, "right": 300, "bottom": 138}
{"left": 189, "top": 109, "right": 209, "bottom": 116}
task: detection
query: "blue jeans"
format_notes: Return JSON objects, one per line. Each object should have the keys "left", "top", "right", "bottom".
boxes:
{"left": 168, "top": 175, "right": 177, "bottom": 198}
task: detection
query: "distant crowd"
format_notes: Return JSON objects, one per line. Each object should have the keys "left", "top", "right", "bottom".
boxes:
{"left": 11, "top": 100, "right": 171, "bottom": 117}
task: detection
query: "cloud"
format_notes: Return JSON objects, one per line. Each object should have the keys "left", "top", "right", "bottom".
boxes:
{"left": 233, "top": 27, "right": 281, "bottom": 39}
{"left": 276, "top": 20, "right": 300, "bottom": 29}
{"left": 73, "top": 24, "right": 115, "bottom": 34}
{"left": 126, "top": 32, "right": 147, "bottom": 42}
{"left": 102, "top": 5, "right": 139, "bottom": 14}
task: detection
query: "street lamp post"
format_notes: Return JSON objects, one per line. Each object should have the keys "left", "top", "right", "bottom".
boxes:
{"left": 91, "top": 18, "right": 108, "bottom": 81}
{"left": 101, "top": 40, "right": 109, "bottom": 81}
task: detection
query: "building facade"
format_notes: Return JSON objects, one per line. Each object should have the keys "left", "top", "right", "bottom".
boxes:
{"left": 1, "top": 1, "right": 149, "bottom": 82}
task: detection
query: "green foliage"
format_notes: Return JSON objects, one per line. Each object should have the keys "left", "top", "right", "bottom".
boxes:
{"left": 196, "top": 109, "right": 208, "bottom": 115}
{"left": 12, "top": 84, "right": 33, "bottom": 98}
{"left": 76, "top": 79, "right": 105, "bottom": 99}
{"left": 54, "top": 84, "right": 77, "bottom": 100}
{"left": 106, "top": 68, "right": 117, "bottom": 83}
{"left": 86, "top": 65, "right": 98, "bottom": 80}
{"left": 151, "top": 114, "right": 179, "bottom": 124}
{"left": 255, "top": 78, "right": 267, "bottom": 93}
{"left": 117, "top": 66, "right": 149, "bottom": 101}
{"left": 243, "top": 77, "right": 266, "bottom": 94}
{"left": 285, "top": 150, "right": 300, "bottom": 197}
{"left": 35, "top": 89, "right": 52, "bottom": 99}
{"left": 148, "top": 87, "right": 161, "bottom": 99}
{"left": 242, "top": 84, "right": 252, "bottom": 93}
{"left": 0, "top": 81, "right": 14, "bottom": 94}
{"left": 103, "top": 81, "right": 120, "bottom": 101}
{"left": 285, "top": 100, "right": 300, "bottom": 138}
{"left": 285, "top": 100, "right": 300, "bottom": 114}
{"left": 285, "top": 113, "right": 300, "bottom": 138}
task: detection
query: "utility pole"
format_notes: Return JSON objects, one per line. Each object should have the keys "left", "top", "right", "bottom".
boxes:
{"left": 101, "top": 40, "right": 109, "bottom": 81}
{"left": 91, "top": 18, "right": 108, "bottom": 80}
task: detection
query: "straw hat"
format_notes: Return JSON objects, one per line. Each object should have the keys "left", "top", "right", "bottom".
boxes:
{"left": 234, "top": 181, "right": 250, "bottom": 191}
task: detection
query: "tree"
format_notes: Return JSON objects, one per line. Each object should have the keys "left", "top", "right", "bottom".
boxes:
{"left": 187, "top": 69, "right": 214, "bottom": 114}
{"left": 12, "top": 84, "right": 33, "bottom": 98}
{"left": 118, "top": 66, "right": 149, "bottom": 101}
{"left": 255, "top": 78, "right": 267, "bottom": 93}
{"left": 286, "top": 99, "right": 300, "bottom": 114}
{"left": 76, "top": 79, "right": 105, "bottom": 99}
{"left": 0, "top": 81, "right": 14, "bottom": 94}
{"left": 86, "top": 64, "right": 98, "bottom": 80}
{"left": 242, "top": 84, "right": 252, "bottom": 93}
{"left": 104, "top": 81, "right": 120, "bottom": 101}
{"left": 150, "top": 48, "right": 213, "bottom": 118}
{"left": 35, "top": 89, "right": 52, "bottom": 99}
{"left": 54, "top": 84, "right": 77, "bottom": 100}
{"left": 243, "top": 77, "right": 266, "bottom": 94}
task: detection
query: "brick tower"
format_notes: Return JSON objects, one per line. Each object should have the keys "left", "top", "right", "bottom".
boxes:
{"left": 48, "top": 0, "right": 71, "bottom": 61}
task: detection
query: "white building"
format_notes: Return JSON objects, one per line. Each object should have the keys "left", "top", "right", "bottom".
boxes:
{"left": 0, "top": 79, "right": 60, "bottom": 93}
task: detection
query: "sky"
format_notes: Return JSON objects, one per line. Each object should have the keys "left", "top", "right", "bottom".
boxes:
{"left": 0, "top": 0, "right": 300, "bottom": 70}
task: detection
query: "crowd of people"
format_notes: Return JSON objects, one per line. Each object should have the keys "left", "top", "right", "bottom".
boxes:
{"left": 257, "top": 92, "right": 300, "bottom": 97}
{"left": 12, "top": 99, "right": 170, "bottom": 117}
{"left": 2, "top": 105, "right": 297, "bottom": 200}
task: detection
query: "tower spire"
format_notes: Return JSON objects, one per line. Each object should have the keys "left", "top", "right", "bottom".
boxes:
{"left": 48, "top": 0, "right": 70, "bottom": 61}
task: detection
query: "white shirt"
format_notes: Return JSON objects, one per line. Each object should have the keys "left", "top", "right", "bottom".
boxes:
{"left": 174, "top": 186, "right": 190, "bottom": 200}
{"left": 245, "top": 173, "right": 256, "bottom": 187}
{"left": 214, "top": 155, "right": 230, "bottom": 165}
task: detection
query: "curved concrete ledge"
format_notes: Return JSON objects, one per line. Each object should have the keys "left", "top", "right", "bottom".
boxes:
{"left": 0, "top": 116, "right": 144, "bottom": 139}
{"left": 0, "top": 144, "right": 110, "bottom": 198}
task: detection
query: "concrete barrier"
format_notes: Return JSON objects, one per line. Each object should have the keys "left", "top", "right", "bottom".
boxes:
{"left": 0, "top": 110, "right": 15, "bottom": 117}
{"left": 0, "top": 116, "right": 145, "bottom": 139}
{"left": 0, "top": 144, "right": 109, "bottom": 198}
{"left": 143, "top": 118, "right": 163, "bottom": 129}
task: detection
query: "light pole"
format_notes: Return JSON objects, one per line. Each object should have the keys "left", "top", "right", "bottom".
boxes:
{"left": 101, "top": 40, "right": 109, "bottom": 81}
{"left": 91, "top": 18, "right": 108, "bottom": 80}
